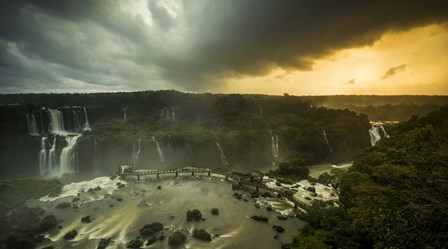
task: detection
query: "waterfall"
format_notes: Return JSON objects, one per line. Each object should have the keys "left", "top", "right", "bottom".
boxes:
{"left": 72, "top": 110, "right": 81, "bottom": 132}
{"left": 38, "top": 137, "right": 48, "bottom": 175}
{"left": 132, "top": 138, "right": 141, "bottom": 166}
{"left": 94, "top": 139, "right": 99, "bottom": 173}
{"left": 216, "top": 143, "right": 229, "bottom": 167}
{"left": 152, "top": 136, "right": 165, "bottom": 162}
{"left": 39, "top": 112, "right": 45, "bottom": 134}
{"left": 379, "top": 125, "right": 390, "bottom": 138}
{"left": 160, "top": 106, "right": 175, "bottom": 121}
{"left": 369, "top": 125, "right": 382, "bottom": 146}
{"left": 48, "top": 137, "right": 57, "bottom": 174}
{"left": 323, "top": 129, "right": 333, "bottom": 153}
{"left": 171, "top": 107, "right": 175, "bottom": 120}
{"left": 27, "top": 114, "right": 39, "bottom": 136}
{"left": 270, "top": 131, "right": 279, "bottom": 160}
{"left": 59, "top": 135, "right": 81, "bottom": 174}
{"left": 82, "top": 107, "right": 91, "bottom": 132}
{"left": 48, "top": 109, "right": 65, "bottom": 135}
{"left": 123, "top": 107, "right": 127, "bottom": 122}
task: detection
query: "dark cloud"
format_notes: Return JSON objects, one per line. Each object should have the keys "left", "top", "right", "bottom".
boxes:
{"left": 0, "top": 0, "right": 447, "bottom": 92}
{"left": 381, "top": 64, "right": 408, "bottom": 79}
{"left": 346, "top": 79, "right": 356, "bottom": 85}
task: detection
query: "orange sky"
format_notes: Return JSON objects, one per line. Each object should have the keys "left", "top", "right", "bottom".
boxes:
{"left": 223, "top": 24, "right": 448, "bottom": 95}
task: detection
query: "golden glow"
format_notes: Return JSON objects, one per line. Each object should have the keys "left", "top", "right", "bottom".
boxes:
{"left": 222, "top": 24, "right": 448, "bottom": 95}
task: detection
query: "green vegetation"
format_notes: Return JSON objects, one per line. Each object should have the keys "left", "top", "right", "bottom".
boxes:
{"left": 211, "top": 208, "right": 219, "bottom": 215}
{"left": 186, "top": 209, "right": 203, "bottom": 222}
{"left": 290, "top": 106, "right": 448, "bottom": 249}
{"left": 168, "top": 231, "right": 186, "bottom": 247}
{"left": 192, "top": 229, "right": 212, "bottom": 242}
{"left": 270, "top": 159, "right": 310, "bottom": 180}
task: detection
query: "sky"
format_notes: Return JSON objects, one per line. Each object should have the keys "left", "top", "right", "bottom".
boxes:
{"left": 0, "top": 0, "right": 447, "bottom": 95}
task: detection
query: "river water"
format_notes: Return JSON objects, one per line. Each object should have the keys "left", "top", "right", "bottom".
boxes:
{"left": 29, "top": 174, "right": 306, "bottom": 248}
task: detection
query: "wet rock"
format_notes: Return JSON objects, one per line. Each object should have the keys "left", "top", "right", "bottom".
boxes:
{"left": 55, "top": 202, "right": 71, "bottom": 209}
{"left": 168, "top": 231, "right": 186, "bottom": 247}
{"left": 97, "top": 238, "right": 113, "bottom": 249}
{"left": 304, "top": 197, "right": 312, "bottom": 200}
{"left": 211, "top": 208, "right": 219, "bottom": 215}
{"left": 277, "top": 215, "right": 288, "bottom": 221}
{"left": 33, "top": 235, "right": 45, "bottom": 243}
{"left": 116, "top": 198, "right": 123, "bottom": 202}
{"left": 310, "top": 192, "right": 318, "bottom": 197}
{"left": 156, "top": 186, "right": 161, "bottom": 190}
{"left": 273, "top": 225, "right": 285, "bottom": 233}
{"left": 117, "top": 183, "right": 126, "bottom": 189}
{"left": 94, "top": 186, "right": 102, "bottom": 191}
{"left": 140, "top": 222, "right": 164, "bottom": 236}
{"left": 158, "top": 234, "right": 165, "bottom": 241}
{"left": 186, "top": 209, "right": 202, "bottom": 222}
{"left": 233, "top": 192, "right": 243, "bottom": 200}
{"left": 266, "top": 206, "right": 273, "bottom": 212}
{"left": 244, "top": 199, "right": 248, "bottom": 202}
{"left": 254, "top": 203, "right": 261, "bottom": 209}
{"left": 276, "top": 182, "right": 282, "bottom": 187}
{"left": 72, "top": 197, "right": 80, "bottom": 202}
{"left": 126, "top": 239, "right": 143, "bottom": 248}
{"left": 34, "top": 215, "right": 57, "bottom": 234}
{"left": 306, "top": 186, "right": 316, "bottom": 193}
{"left": 261, "top": 192, "right": 273, "bottom": 198}
{"left": 63, "top": 230, "right": 78, "bottom": 240}
{"left": 192, "top": 229, "right": 212, "bottom": 242}
{"left": 109, "top": 204, "right": 114, "bottom": 207}
{"left": 146, "top": 236, "right": 157, "bottom": 246}
{"left": 81, "top": 216, "right": 91, "bottom": 223}
{"left": 251, "top": 215, "right": 268, "bottom": 222}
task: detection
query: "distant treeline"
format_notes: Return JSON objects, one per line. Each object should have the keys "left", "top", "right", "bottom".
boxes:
{"left": 0, "top": 91, "right": 371, "bottom": 177}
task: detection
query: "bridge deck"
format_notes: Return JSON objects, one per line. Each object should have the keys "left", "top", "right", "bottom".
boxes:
{"left": 119, "top": 168, "right": 309, "bottom": 213}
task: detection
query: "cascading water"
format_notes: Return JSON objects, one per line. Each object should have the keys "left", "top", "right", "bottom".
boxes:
{"left": 27, "top": 114, "right": 39, "bottom": 136}
{"left": 379, "top": 125, "right": 390, "bottom": 138}
{"left": 171, "top": 107, "right": 175, "bottom": 120}
{"left": 123, "top": 107, "right": 127, "bottom": 122}
{"left": 132, "top": 138, "right": 141, "bottom": 166}
{"left": 270, "top": 131, "right": 279, "bottom": 162}
{"left": 323, "top": 129, "right": 333, "bottom": 153}
{"left": 38, "top": 137, "right": 48, "bottom": 175}
{"left": 59, "top": 135, "right": 81, "bottom": 175}
{"left": 369, "top": 125, "right": 382, "bottom": 146}
{"left": 83, "top": 107, "right": 91, "bottom": 132}
{"left": 94, "top": 139, "right": 99, "bottom": 173}
{"left": 152, "top": 136, "right": 165, "bottom": 162}
{"left": 48, "top": 137, "right": 57, "bottom": 174}
{"left": 216, "top": 143, "right": 229, "bottom": 167}
{"left": 48, "top": 109, "right": 65, "bottom": 135}
{"left": 72, "top": 110, "right": 81, "bottom": 132}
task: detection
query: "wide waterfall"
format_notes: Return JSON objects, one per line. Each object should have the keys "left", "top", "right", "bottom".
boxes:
{"left": 152, "top": 136, "right": 165, "bottom": 162}
{"left": 48, "top": 109, "right": 65, "bottom": 135}
{"left": 216, "top": 143, "right": 229, "bottom": 167}
{"left": 270, "top": 131, "right": 279, "bottom": 162}
{"left": 369, "top": 125, "right": 382, "bottom": 146}
{"left": 82, "top": 107, "right": 91, "bottom": 132}
{"left": 323, "top": 129, "right": 333, "bottom": 153}
{"left": 27, "top": 114, "right": 39, "bottom": 136}
{"left": 59, "top": 135, "right": 81, "bottom": 175}
{"left": 38, "top": 137, "right": 48, "bottom": 175}
{"left": 132, "top": 138, "right": 141, "bottom": 166}
{"left": 48, "top": 137, "right": 57, "bottom": 174}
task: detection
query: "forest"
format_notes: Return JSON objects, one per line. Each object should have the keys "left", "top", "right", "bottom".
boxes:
{"left": 291, "top": 105, "right": 448, "bottom": 248}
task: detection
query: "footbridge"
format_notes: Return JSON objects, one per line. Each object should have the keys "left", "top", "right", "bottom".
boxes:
{"left": 118, "top": 166, "right": 309, "bottom": 212}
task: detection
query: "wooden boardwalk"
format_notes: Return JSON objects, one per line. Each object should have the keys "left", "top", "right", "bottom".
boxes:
{"left": 119, "top": 167, "right": 309, "bottom": 213}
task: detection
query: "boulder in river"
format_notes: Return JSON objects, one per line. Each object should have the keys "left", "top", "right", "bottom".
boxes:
{"left": 168, "top": 231, "right": 186, "bottom": 246}
{"left": 186, "top": 209, "right": 202, "bottom": 222}
{"left": 63, "top": 230, "right": 78, "bottom": 240}
{"left": 272, "top": 225, "right": 285, "bottom": 233}
{"left": 97, "top": 238, "right": 113, "bottom": 249}
{"left": 81, "top": 216, "right": 91, "bottom": 223}
{"left": 126, "top": 239, "right": 143, "bottom": 248}
{"left": 192, "top": 229, "right": 212, "bottom": 242}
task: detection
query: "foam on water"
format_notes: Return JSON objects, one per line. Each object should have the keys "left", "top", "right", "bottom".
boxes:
{"left": 40, "top": 176, "right": 126, "bottom": 202}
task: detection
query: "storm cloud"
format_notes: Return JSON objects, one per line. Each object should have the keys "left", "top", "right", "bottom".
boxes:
{"left": 0, "top": 0, "right": 447, "bottom": 92}
{"left": 381, "top": 64, "right": 408, "bottom": 79}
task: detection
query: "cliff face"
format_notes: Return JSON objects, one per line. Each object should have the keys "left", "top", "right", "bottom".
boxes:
{"left": 0, "top": 91, "right": 371, "bottom": 177}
